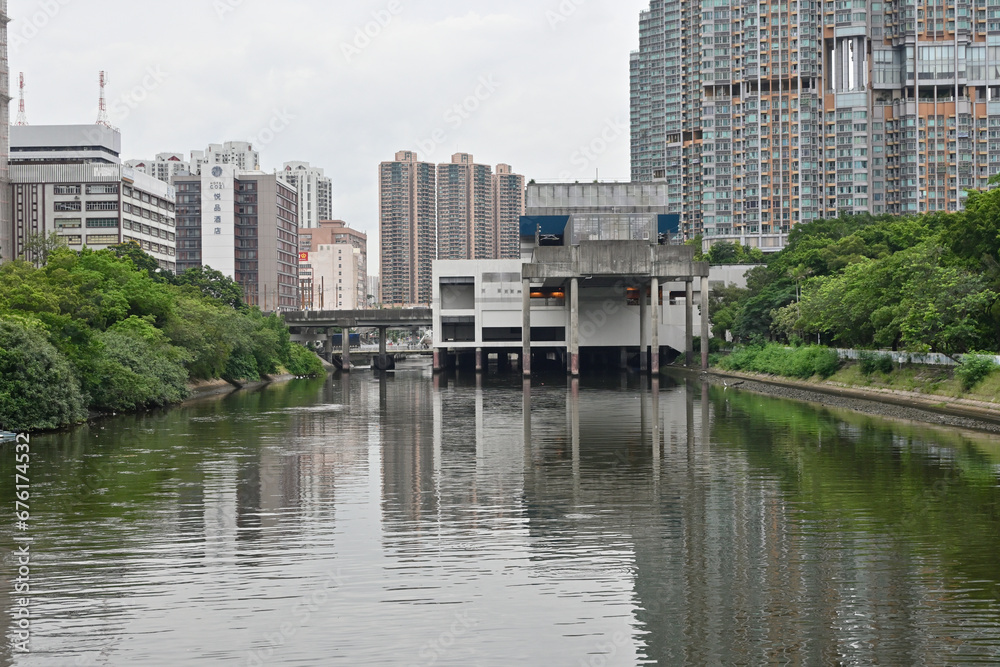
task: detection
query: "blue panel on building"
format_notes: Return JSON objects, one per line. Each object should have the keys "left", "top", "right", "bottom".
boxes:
{"left": 520, "top": 216, "right": 570, "bottom": 239}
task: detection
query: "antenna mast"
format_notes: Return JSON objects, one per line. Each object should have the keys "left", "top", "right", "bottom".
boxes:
{"left": 96, "top": 71, "right": 113, "bottom": 128}
{"left": 14, "top": 72, "right": 27, "bottom": 126}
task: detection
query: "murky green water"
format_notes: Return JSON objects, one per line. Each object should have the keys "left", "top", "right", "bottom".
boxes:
{"left": 3, "top": 360, "right": 1000, "bottom": 665}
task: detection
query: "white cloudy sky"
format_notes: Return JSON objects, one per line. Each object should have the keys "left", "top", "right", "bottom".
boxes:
{"left": 8, "top": 0, "right": 649, "bottom": 271}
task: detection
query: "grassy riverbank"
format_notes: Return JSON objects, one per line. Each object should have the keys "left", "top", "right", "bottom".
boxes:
{"left": 0, "top": 244, "right": 324, "bottom": 433}
{"left": 711, "top": 343, "right": 1000, "bottom": 414}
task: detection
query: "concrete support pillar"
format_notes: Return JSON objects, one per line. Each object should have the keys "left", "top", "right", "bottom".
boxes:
{"left": 685, "top": 279, "right": 694, "bottom": 367}
{"left": 433, "top": 349, "right": 443, "bottom": 373}
{"left": 620, "top": 346, "right": 629, "bottom": 370}
{"left": 379, "top": 327, "right": 387, "bottom": 357}
{"left": 522, "top": 278, "right": 532, "bottom": 377}
{"left": 700, "top": 275, "right": 710, "bottom": 370}
{"left": 569, "top": 277, "right": 580, "bottom": 376}
{"left": 650, "top": 277, "right": 660, "bottom": 375}
{"left": 341, "top": 328, "right": 352, "bottom": 373}
{"left": 475, "top": 348, "right": 483, "bottom": 373}
{"left": 324, "top": 334, "right": 333, "bottom": 360}
{"left": 639, "top": 282, "right": 649, "bottom": 373}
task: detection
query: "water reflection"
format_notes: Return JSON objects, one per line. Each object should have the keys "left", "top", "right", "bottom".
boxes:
{"left": 2, "top": 367, "right": 999, "bottom": 665}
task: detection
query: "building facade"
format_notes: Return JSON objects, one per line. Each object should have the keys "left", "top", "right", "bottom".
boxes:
{"left": 494, "top": 164, "right": 525, "bottom": 259}
{"left": 298, "top": 243, "right": 362, "bottom": 310}
{"left": 379, "top": 150, "right": 437, "bottom": 306}
{"left": 437, "top": 153, "right": 495, "bottom": 260}
{"left": 278, "top": 161, "right": 333, "bottom": 229}
{"left": 125, "top": 153, "right": 191, "bottom": 183}
{"left": 174, "top": 166, "right": 298, "bottom": 310}
{"left": 9, "top": 125, "right": 177, "bottom": 270}
{"left": 299, "top": 220, "right": 367, "bottom": 309}
{"left": 0, "top": 0, "right": 10, "bottom": 264}
{"left": 630, "top": 0, "right": 1000, "bottom": 250}
{"left": 190, "top": 141, "right": 260, "bottom": 175}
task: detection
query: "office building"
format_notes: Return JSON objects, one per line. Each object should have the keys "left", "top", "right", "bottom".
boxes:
{"left": 174, "top": 165, "right": 298, "bottom": 310}
{"left": 630, "top": 0, "right": 1000, "bottom": 251}
{"left": 278, "top": 161, "right": 333, "bottom": 229}
{"left": 299, "top": 220, "right": 367, "bottom": 309}
{"left": 9, "top": 124, "right": 177, "bottom": 270}
{"left": 378, "top": 150, "right": 437, "bottom": 306}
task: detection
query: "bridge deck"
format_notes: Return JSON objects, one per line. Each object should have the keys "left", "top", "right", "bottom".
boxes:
{"left": 284, "top": 309, "right": 432, "bottom": 329}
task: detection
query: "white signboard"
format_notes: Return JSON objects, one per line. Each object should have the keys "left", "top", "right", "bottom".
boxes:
{"left": 201, "top": 164, "right": 237, "bottom": 279}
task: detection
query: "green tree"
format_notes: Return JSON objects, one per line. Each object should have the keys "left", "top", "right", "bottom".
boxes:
{"left": 0, "top": 319, "right": 88, "bottom": 431}
{"left": 20, "top": 231, "right": 66, "bottom": 267}
{"left": 174, "top": 266, "right": 245, "bottom": 310}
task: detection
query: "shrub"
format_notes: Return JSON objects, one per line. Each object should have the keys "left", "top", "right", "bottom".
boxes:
{"left": 87, "top": 328, "right": 189, "bottom": 412}
{"left": 955, "top": 353, "right": 997, "bottom": 392}
{"left": 0, "top": 319, "right": 88, "bottom": 431}
{"left": 718, "top": 344, "right": 841, "bottom": 380}
{"left": 223, "top": 349, "right": 260, "bottom": 383}
{"left": 858, "top": 351, "right": 895, "bottom": 375}
{"left": 285, "top": 343, "right": 325, "bottom": 377}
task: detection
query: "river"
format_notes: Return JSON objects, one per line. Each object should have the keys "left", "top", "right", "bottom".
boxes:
{"left": 3, "top": 359, "right": 1000, "bottom": 665}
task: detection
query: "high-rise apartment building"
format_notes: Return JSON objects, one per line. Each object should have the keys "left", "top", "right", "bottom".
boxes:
{"left": 174, "top": 166, "right": 298, "bottom": 310}
{"left": 494, "top": 164, "right": 526, "bottom": 259}
{"left": 278, "top": 161, "right": 333, "bottom": 228}
{"left": 190, "top": 141, "right": 259, "bottom": 175}
{"left": 631, "top": 0, "right": 1000, "bottom": 251}
{"left": 125, "top": 153, "right": 191, "bottom": 183}
{"left": 379, "top": 150, "right": 437, "bottom": 306}
{"left": 380, "top": 151, "right": 525, "bottom": 305}
{"left": 437, "top": 153, "right": 495, "bottom": 260}
{"left": 299, "top": 220, "right": 367, "bottom": 309}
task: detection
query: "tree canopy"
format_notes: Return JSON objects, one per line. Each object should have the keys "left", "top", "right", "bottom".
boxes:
{"left": 711, "top": 185, "right": 1000, "bottom": 354}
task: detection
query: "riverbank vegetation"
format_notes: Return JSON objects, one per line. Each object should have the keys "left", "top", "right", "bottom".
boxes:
{"left": 710, "top": 183, "right": 1000, "bottom": 356}
{"left": 0, "top": 244, "right": 323, "bottom": 432}
{"left": 709, "top": 182, "right": 1000, "bottom": 393}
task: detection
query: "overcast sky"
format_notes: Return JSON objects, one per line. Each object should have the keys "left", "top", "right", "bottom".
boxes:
{"left": 8, "top": 0, "right": 649, "bottom": 272}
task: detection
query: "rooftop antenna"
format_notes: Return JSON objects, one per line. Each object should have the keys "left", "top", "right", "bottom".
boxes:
{"left": 14, "top": 73, "right": 28, "bottom": 126}
{"left": 96, "top": 71, "right": 114, "bottom": 128}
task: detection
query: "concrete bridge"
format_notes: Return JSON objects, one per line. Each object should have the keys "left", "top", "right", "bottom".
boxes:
{"left": 283, "top": 309, "right": 432, "bottom": 372}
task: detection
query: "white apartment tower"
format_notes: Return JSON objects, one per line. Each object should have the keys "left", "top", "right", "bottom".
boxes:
{"left": 190, "top": 141, "right": 260, "bottom": 175}
{"left": 125, "top": 153, "right": 191, "bottom": 184}
{"left": 278, "top": 161, "right": 333, "bottom": 228}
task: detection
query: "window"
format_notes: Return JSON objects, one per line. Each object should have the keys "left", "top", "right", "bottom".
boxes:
{"left": 55, "top": 202, "right": 81, "bottom": 212}
{"left": 53, "top": 185, "right": 81, "bottom": 195}
{"left": 86, "top": 218, "right": 119, "bottom": 228}
{"left": 86, "top": 184, "right": 119, "bottom": 195}
{"left": 55, "top": 218, "right": 81, "bottom": 228}
{"left": 86, "top": 201, "right": 118, "bottom": 211}
{"left": 85, "top": 234, "right": 119, "bottom": 245}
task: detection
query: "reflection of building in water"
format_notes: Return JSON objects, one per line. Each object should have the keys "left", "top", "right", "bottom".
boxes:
{"left": 184, "top": 378, "right": 368, "bottom": 553}
{"left": 380, "top": 376, "right": 437, "bottom": 526}
{"left": 519, "top": 381, "right": 998, "bottom": 664}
